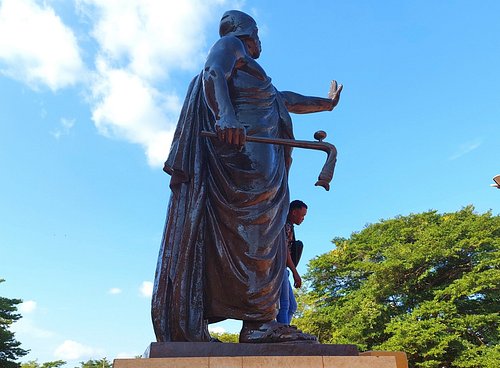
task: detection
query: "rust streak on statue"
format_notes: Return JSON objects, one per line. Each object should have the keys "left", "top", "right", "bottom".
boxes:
{"left": 152, "top": 10, "right": 342, "bottom": 344}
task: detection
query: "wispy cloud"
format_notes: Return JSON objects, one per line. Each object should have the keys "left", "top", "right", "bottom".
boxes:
{"left": 51, "top": 117, "right": 75, "bottom": 139}
{"left": 79, "top": 0, "right": 218, "bottom": 79}
{"left": 54, "top": 340, "right": 105, "bottom": 360}
{"left": 12, "top": 317, "right": 55, "bottom": 339}
{"left": 116, "top": 351, "right": 140, "bottom": 359}
{"left": 12, "top": 300, "right": 55, "bottom": 339}
{"left": 108, "top": 287, "right": 122, "bottom": 295}
{"left": 139, "top": 281, "right": 153, "bottom": 298}
{"left": 208, "top": 326, "right": 226, "bottom": 334}
{"left": 449, "top": 138, "right": 482, "bottom": 160}
{"left": 89, "top": 59, "right": 178, "bottom": 166}
{"left": 12, "top": 300, "right": 55, "bottom": 341}
{"left": 79, "top": 0, "right": 237, "bottom": 167}
{"left": 0, "top": 0, "right": 85, "bottom": 90}
{"left": 19, "top": 300, "right": 37, "bottom": 314}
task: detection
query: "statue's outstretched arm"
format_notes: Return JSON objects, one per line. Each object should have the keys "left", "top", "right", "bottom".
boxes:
{"left": 280, "top": 80, "right": 343, "bottom": 114}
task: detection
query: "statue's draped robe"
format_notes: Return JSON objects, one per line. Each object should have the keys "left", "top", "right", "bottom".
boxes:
{"left": 152, "top": 68, "right": 294, "bottom": 342}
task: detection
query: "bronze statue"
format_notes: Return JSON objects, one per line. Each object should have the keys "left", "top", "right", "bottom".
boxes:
{"left": 152, "top": 10, "right": 342, "bottom": 343}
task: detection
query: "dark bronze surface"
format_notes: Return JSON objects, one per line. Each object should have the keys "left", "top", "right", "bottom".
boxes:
{"left": 144, "top": 342, "right": 359, "bottom": 358}
{"left": 201, "top": 130, "right": 337, "bottom": 191}
{"left": 152, "top": 9, "right": 342, "bottom": 343}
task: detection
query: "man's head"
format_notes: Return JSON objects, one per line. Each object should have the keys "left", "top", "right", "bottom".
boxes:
{"left": 219, "top": 10, "right": 261, "bottom": 59}
{"left": 288, "top": 200, "right": 308, "bottom": 225}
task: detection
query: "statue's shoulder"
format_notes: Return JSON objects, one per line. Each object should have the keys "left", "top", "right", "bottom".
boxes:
{"left": 211, "top": 35, "right": 246, "bottom": 53}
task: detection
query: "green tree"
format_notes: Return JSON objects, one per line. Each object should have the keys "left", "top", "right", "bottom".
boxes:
{"left": 77, "top": 358, "right": 111, "bottom": 368}
{"left": 1, "top": 279, "right": 29, "bottom": 368}
{"left": 210, "top": 331, "right": 239, "bottom": 343}
{"left": 21, "top": 360, "right": 66, "bottom": 368}
{"left": 295, "top": 206, "right": 499, "bottom": 368}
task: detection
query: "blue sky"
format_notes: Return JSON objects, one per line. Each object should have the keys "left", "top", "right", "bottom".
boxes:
{"left": 1, "top": 0, "right": 499, "bottom": 365}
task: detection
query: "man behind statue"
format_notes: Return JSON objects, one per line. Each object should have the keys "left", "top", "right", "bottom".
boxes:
{"left": 152, "top": 10, "right": 342, "bottom": 344}
{"left": 277, "top": 200, "right": 308, "bottom": 325}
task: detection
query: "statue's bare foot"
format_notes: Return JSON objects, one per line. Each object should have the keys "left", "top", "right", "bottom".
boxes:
{"left": 239, "top": 321, "right": 318, "bottom": 344}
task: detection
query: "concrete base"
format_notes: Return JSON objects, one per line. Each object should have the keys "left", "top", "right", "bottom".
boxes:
{"left": 360, "top": 351, "right": 408, "bottom": 368}
{"left": 113, "top": 342, "right": 407, "bottom": 368}
{"left": 114, "top": 355, "right": 399, "bottom": 368}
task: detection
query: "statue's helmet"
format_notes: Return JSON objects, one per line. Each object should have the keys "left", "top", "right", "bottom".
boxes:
{"left": 219, "top": 10, "right": 257, "bottom": 38}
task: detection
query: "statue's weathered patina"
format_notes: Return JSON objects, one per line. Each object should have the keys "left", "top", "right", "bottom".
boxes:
{"left": 152, "top": 10, "right": 342, "bottom": 343}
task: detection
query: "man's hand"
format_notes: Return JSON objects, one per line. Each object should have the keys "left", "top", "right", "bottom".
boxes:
{"left": 328, "top": 80, "right": 343, "bottom": 111}
{"left": 215, "top": 118, "right": 246, "bottom": 148}
{"left": 292, "top": 271, "right": 302, "bottom": 289}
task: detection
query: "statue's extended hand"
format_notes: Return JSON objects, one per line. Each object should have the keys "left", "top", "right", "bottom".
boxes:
{"left": 328, "top": 80, "right": 343, "bottom": 111}
{"left": 215, "top": 118, "right": 247, "bottom": 148}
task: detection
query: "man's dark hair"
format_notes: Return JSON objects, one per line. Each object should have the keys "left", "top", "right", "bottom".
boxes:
{"left": 289, "top": 200, "right": 307, "bottom": 211}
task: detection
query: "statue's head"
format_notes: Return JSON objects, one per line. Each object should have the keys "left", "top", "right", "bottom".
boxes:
{"left": 219, "top": 10, "right": 260, "bottom": 58}
{"left": 219, "top": 10, "right": 257, "bottom": 38}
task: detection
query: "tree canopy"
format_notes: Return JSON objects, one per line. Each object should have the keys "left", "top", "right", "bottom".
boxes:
{"left": 210, "top": 331, "right": 239, "bottom": 343}
{"left": 20, "top": 358, "right": 113, "bottom": 368}
{"left": 21, "top": 360, "right": 66, "bottom": 368}
{"left": 294, "top": 206, "right": 499, "bottom": 368}
{"left": 77, "top": 358, "right": 112, "bottom": 368}
{"left": 1, "top": 279, "right": 28, "bottom": 368}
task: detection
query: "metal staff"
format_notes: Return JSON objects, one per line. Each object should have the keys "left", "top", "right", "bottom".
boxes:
{"left": 201, "top": 130, "right": 337, "bottom": 191}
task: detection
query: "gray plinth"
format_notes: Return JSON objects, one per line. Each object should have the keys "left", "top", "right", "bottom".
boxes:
{"left": 144, "top": 342, "right": 359, "bottom": 358}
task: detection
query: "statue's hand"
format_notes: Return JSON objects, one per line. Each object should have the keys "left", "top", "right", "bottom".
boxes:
{"left": 215, "top": 118, "right": 247, "bottom": 147}
{"left": 328, "top": 80, "right": 343, "bottom": 111}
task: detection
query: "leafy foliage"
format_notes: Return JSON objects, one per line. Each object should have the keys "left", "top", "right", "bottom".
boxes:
{"left": 294, "top": 206, "right": 499, "bottom": 368}
{"left": 76, "top": 358, "right": 112, "bottom": 368}
{"left": 21, "top": 360, "right": 66, "bottom": 368}
{"left": 20, "top": 357, "right": 114, "bottom": 368}
{"left": 210, "top": 332, "right": 239, "bottom": 343}
{"left": 1, "top": 279, "right": 29, "bottom": 368}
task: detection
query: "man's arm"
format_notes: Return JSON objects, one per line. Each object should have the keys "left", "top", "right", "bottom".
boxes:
{"left": 286, "top": 249, "right": 302, "bottom": 288}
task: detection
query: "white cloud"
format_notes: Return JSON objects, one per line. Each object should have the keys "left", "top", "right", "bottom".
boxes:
{"left": 449, "top": 138, "right": 482, "bottom": 160}
{"left": 108, "top": 287, "right": 122, "bottom": 295}
{"left": 0, "top": 0, "right": 85, "bottom": 90}
{"left": 115, "top": 351, "right": 140, "bottom": 359}
{"left": 139, "top": 281, "right": 153, "bottom": 298}
{"left": 54, "top": 340, "right": 104, "bottom": 360}
{"left": 12, "top": 300, "right": 56, "bottom": 339}
{"left": 208, "top": 326, "right": 226, "bottom": 334}
{"left": 19, "top": 300, "right": 37, "bottom": 314}
{"left": 80, "top": 0, "right": 238, "bottom": 167}
{"left": 12, "top": 318, "right": 55, "bottom": 339}
{"left": 1, "top": 0, "right": 242, "bottom": 166}
{"left": 89, "top": 59, "right": 178, "bottom": 166}
{"left": 79, "top": 0, "right": 223, "bottom": 80}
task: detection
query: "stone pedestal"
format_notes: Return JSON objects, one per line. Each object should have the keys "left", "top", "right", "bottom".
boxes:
{"left": 144, "top": 342, "right": 359, "bottom": 358}
{"left": 114, "top": 355, "right": 398, "bottom": 368}
{"left": 360, "top": 351, "right": 408, "bottom": 368}
{"left": 112, "top": 343, "right": 408, "bottom": 368}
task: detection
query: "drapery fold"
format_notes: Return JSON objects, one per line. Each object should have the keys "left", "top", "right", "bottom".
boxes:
{"left": 152, "top": 71, "right": 294, "bottom": 341}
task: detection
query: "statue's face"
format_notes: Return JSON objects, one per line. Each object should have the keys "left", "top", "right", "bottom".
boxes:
{"left": 243, "top": 26, "right": 261, "bottom": 59}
